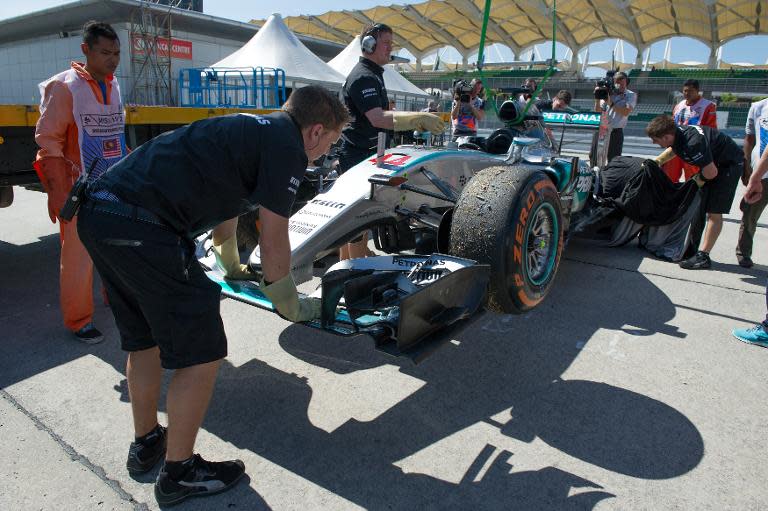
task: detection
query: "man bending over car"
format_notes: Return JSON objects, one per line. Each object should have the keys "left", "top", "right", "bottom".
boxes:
{"left": 77, "top": 85, "right": 348, "bottom": 507}
{"left": 647, "top": 115, "right": 743, "bottom": 270}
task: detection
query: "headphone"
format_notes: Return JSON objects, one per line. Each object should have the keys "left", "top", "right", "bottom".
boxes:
{"left": 361, "top": 23, "right": 386, "bottom": 54}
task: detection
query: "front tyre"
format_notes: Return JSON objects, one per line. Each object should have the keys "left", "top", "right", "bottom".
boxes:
{"left": 449, "top": 166, "right": 563, "bottom": 314}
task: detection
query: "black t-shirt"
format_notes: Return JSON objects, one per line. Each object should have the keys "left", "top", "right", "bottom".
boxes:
{"left": 96, "top": 112, "right": 307, "bottom": 235}
{"left": 341, "top": 57, "right": 388, "bottom": 151}
{"left": 535, "top": 99, "right": 553, "bottom": 111}
{"left": 672, "top": 125, "right": 741, "bottom": 168}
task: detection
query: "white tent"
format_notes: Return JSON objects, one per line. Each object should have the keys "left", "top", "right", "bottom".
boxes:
{"left": 210, "top": 13, "right": 345, "bottom": 88}
{"left": 328, "top": 36, "right": 429, "bottom": 97}
{"left": 585, "top": 60, "right": 633, "bottom": 71}
{"left": 721, "top": 60, "right": 768, "bottom": 69}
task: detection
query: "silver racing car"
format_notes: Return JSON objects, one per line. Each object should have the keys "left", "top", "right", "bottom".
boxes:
{"left": 197, "top": 102, "right": 605, "bottom": 359}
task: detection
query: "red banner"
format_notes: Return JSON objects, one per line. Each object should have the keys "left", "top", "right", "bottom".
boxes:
{"left": 130, "top": 34, "right": 193, "bottom": 60}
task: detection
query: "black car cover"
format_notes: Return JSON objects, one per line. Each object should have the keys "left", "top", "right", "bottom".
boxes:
{"left": 571, "top": 156, "right": 699, "bottom": 236}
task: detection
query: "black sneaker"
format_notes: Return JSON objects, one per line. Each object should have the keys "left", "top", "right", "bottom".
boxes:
{"left": 73, "top": 323, "right": 104, "bottom": 344}
{"left": 737, "top": 255, "right": 754, "bottom": 268}
{"left": 154, "top": 454, "right": 245, "bottom": 507}
{"left": 126, "top": 425, "right": 167, "bottom": 475}
{"left": 679, "top": 251, "right": 711, "bottom": 270}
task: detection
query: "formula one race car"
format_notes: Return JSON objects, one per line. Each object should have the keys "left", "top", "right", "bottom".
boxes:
{"left": 197, "top": 103, "right": 604, "bottom": 359}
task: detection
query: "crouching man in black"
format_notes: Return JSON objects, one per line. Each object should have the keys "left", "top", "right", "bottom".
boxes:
{"left": 77, "top": 85, "right": 348, "bottom": 507}
{"left": 647, "top": 115, "right": 743, "bottom": 269}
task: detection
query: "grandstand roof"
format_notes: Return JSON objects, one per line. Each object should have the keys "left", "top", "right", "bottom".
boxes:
{"left": 254, "top": 0, "right": 768, "bottom": 58}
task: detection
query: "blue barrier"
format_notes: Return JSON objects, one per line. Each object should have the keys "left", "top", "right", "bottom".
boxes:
{"left": 178, "top": 67, "right": 286, "bottom": 108}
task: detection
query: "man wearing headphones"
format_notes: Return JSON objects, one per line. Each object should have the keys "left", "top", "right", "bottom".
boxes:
{"left": 594, "top": 71, "right": 636, "bottom": 162}
{"left": 338, "top": 23, "right": 443, "bottom": 258}
{"left": 338, "top": 23, "right": 443, "bottom": 173}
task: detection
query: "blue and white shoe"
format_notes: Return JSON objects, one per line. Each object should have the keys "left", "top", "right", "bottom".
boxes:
{"left": 732, "top": 325, "right": 768, "bottom": 348}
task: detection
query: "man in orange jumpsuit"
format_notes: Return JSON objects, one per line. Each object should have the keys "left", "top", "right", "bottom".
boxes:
{"left": 663, "top": 79, "right": 717, "bottom": 182}
{"left": 34, "top": 21, "right": 125, "bottom": 343}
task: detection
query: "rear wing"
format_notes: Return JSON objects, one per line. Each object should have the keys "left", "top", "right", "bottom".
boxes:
{"left": 542, "top": 110, "right": 608, "bottom": 167}
{"left": 542, "top": 111, "right": 602, "bottom": 130}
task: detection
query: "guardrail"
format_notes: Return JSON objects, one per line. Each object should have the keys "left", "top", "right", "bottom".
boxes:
{"left": 405, "top": 74, "right": 768, "bottom": 95}
{"left": 178, "top": 67, "right": 286, "bottom": 108}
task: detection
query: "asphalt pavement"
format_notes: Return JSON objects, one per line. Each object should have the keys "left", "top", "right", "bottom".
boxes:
{"left": 1, "top": 176, "right": 767, "bottom": 510}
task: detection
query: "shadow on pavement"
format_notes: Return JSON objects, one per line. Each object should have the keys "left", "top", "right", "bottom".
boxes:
{"left": 200, "top": 241, "right": 700, "bottom": 508}
{"left": 1, "top": 233, "right": 704, "bottom": 509}
{"left": 0, "top": 234, "right": 130, "bottom": 388}
{"left": 0, "top": 235, "right": 269, "bottom": 508}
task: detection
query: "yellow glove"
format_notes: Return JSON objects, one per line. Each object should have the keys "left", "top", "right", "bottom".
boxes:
{"left": 654, "top": 148, "right": 675, "bottom": 166}
{"left": 212, "top": 236, "right": 255, "bottom": 280}
{"left": 392, "top": 112, "right": 444, "bottom": 133}
{"left": 259, "top": 274, "right": 322, "bottom": 322}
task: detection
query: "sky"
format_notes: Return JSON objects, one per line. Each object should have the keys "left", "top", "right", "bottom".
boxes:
{"left": 2, "top": 0, "right": 766, "bottom": 77}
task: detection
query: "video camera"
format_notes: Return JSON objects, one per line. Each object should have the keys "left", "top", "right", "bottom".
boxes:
{"left": 519, "top": 80, "right": 536, "bottom": 99}
{"left": 453, "top": 79, "right": 473, "bottom": 103}
{"left": 594, "top": 70, "right": 616, "bottom": 100}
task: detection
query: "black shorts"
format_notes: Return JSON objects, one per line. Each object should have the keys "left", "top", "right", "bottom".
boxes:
{"left": 703, "top": 161, "right": 742, "bottom": 214}
{"left": 77, "top": 200, "right": 227, "bottom": 369}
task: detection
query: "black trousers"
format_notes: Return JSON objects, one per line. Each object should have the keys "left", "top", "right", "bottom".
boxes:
{"left": 607, "top": 128, "right": 624, "bottom": 162}
{"left": 737, "top": 178, "right": 768, "bottom": 258}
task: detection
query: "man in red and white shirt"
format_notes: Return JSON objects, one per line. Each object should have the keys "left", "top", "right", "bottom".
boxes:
{"left": 663, "top": 79, "right": 717, "bottom": 182}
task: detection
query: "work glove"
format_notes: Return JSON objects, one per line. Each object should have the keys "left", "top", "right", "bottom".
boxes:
{"left": 37, "top": 157, "right": 74, "bottom": 223}
{"left": 654, "top": 148, "right": 674, "bottom": 166}
{"left": 392, "top": 111, "right": 444, "bottom": 133}
{"left": 259, "top": 274, "right": 322, "bottom": 322}
{"left": 212, "top": 235, "right": 255, "bottom": 280}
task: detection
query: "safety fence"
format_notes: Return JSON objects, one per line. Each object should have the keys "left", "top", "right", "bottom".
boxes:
{"left": 177, "top": 67, "right": 286, "bottom": 108}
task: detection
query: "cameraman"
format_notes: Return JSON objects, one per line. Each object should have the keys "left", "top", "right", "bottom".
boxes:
{"left": 520, "top": 78, "right": 538, "bottom": 101}
{"left": 514, "top": 78, "right": 546, "bottom": 138}
{"left": 451, "top": 78, "right": 485, "bottom": 139}
{"left": 594, "top": 71, "right": 636, "bottom": 161}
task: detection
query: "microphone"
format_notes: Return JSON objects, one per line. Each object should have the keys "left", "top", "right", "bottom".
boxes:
{"left": 390, "top": 55, "right": 410, "bottom": 64}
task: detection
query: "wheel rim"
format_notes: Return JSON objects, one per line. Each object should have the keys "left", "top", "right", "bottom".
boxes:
{"left": 524, "top": 202, "right": 558, "bottom": 286}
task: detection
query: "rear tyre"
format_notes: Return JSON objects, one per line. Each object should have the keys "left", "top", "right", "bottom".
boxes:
{"left": 449, "top": 166, "right": 563, "bottom": 314}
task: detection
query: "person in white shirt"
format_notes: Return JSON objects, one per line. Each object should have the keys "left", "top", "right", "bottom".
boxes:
{"left": 736, "top": 98, "right": 768, "bottom": 268}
